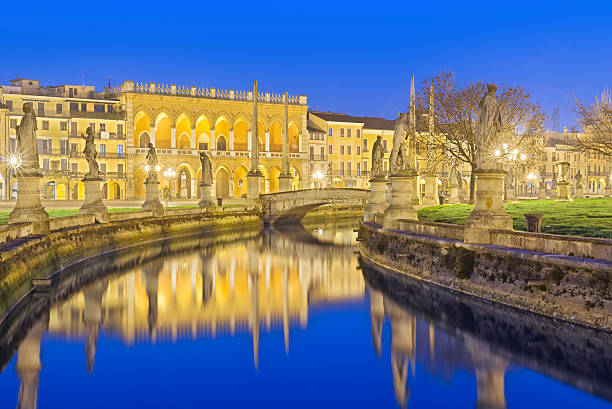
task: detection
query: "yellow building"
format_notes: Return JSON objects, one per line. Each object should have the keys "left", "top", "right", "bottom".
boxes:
{"left": 309, "top": 111, "right": 396, "bottom": 188}
{"left": 109, "top": 80, "right": 308, "bottom": 199}
{"left": 0, "top": 79, "right": 127, "bottom": 200}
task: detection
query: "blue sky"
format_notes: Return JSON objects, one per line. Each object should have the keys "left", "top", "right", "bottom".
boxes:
{"left": 1, "top": 0, "right": 610, "bottom": 126}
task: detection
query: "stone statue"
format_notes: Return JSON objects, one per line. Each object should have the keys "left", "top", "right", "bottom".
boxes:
{"left": 82, "top": 127, "right": 100, "bottom": 179}
{"left": 145, "top": 143, "right": 158, "bottom": 183}
{"left": 389, "top": 113, "right": 409, "bottom": 175}
{"left": 371, "top": 135, "right": 385, "bottom": 179}
{"left": 456, "top": 169, "right": 463, "bottom": 188}
{"left": 327, "top": 162, "right": 333, "bottom": 175}
{"left": 475, "top": 84, "right": 504, "bottom": 171}
{"left": 16, "top": 103, "right": 39, "bottom": 171}
{"left": 574, "top": 169, "right": 583, "bottom": 188}
{"left": 557, "top": 162, "right": 570, "bottom": 183}
{"left": 200, "top": 151, "right": 213, "bottom": 185}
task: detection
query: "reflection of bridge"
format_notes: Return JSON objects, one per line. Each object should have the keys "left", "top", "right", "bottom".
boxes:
{"left": 260, "top": 188, "right": 367, "bottom": 225}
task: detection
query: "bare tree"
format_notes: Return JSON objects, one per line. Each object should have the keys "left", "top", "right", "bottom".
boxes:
{"left": 417, "top": 72, "right": 546, "bottom": 202}
{"left": 570, "top": 90, "right": 612, "bottom": 157}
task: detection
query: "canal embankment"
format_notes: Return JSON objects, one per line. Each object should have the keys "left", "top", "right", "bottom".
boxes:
{"left": 358, "top": 221, "right": 612, "bottom": 331}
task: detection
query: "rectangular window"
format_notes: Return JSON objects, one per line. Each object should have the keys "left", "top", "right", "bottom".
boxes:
{"left": 340, "top": 145, "right": 345, "bottom": 155}
{"left": 60, "top": 121, "right": 67, "bottom": 131}
{"left": 383, "top": 140, "right": 388, "bottom": 153}
{"left": 340, "top": 128, "right": 345, "bottom": 137}
{"left": 70, "top": 103, "right": 79, "bottom": 111}
{"left": 117, "top": 144, "right": 124, "bottom": 158}
{"left": 70, "top": 143, "right": 78, "bottom": 154}
{"left": 347, "top": 162, "right": 352, "bottom": 176}
{"left": 81, "top": 103, "right": 87, "bottom": 112}
{"left": 60, "top": 140, "right": 69, "bottom": 154}
{"left": 100, "top": 123, "right": 106, "bottom": 132}
{"left": 328, "top": 145, "right": 333, "bottom": 154}
{"left": 9, "top": 138, "right": 16, "bottom": 152}
{"left": 56, "top": 103, "right": 63, "bottom": 114}
{"left": 347, "top": 129, "right": 352, "bottom": 138}
{"left": 320, "top": 146, "right": 325, "bottom": 158}
{"left": 357, "top": 146, "right": 361, "bottom": 155}
{"left": 99, "top": 144, "right": 106, "bottom": 157}
{"left": 199, "top": 142, "right": 209, "bottom": 150}
{"left": 6, "top": 100, "right": 12, "bottom": 110}
{"left": 357, "top": 129, "right": 361, "bottom": 138}
{"left": 71, "top": 163, "right": 78, "bottom": 173}
{"left": 61, "top": 159, "right": 68, "bottom": 170}
{"left": 10, "top": 118, "right": 17, "bottom": 128}
{"left": 42, "top": 158, "right": 49, "bottom": 170}
{"left": 328, "top": 127, "right": 332, "bottom": 136}
{"left": 117, "top": 124, "right": 124, "bottom": 138}
{"left": 310, "top": 146, "right": 315, "bottom": 159}
{"left": 47, "top": 139, "right": 53, "bottom": 154}
{"left": 42, "top": 120, "right": 49, "bottom": 130}
{"left": 357, "top": 162, "right": 361, "bottom": 176}
{"left": 117, "top": 163, "right": 124, "bottom": 174}
{"left": 347, "top": 146, "right": 352, "bottom": 155}
{"left": 94, "top": 104, "right": 105, "bottom": 113}
{"left": 71, "top": 122, "right": 78, "bottom": 136}
{"left": 37, "top": 103, "right": 45, "bottom": 116}
{"left": 340, "top": 162, "right": 344, "bottom": 176}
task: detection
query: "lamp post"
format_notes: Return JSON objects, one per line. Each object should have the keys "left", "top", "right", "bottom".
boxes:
{"left": 312, "top": 170, "right": 323, "bottom": 189}
{"left": 7, "top": 154, "right": 21, "bottom": 200}
{"left": 162, "top": 167, "right": 176, "bottom": 207}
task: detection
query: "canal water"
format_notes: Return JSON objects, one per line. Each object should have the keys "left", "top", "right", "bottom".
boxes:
{"left": 0, "top": 221, "right": 610, "bottom": 409}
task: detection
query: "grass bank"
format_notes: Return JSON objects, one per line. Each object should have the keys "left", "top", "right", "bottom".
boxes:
{"left": 418, "top": 197, "right": 612, "bottom": 239}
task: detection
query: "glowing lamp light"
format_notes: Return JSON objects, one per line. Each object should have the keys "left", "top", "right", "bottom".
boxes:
{"left": 155, "top": 165, "right": 161, "bottom": 172}
{"left": 144, "top": 165, "right": 150, "bottom": 172}
{"left": 502, "top": 143, "right": 508, "bottom": 150}
{"left": 520, "top": 153, "right": 526, "bottom": 161}
{"left": 513, "top": 148, "right": 519, "bottom": 155}
{"left": 494, "top": 149, "right": 501, "bottom": 157}
{"left": 9, "top": 156, "right": 18, "bottom": 166}
{"left": 600, "top": 178, "right": 605, "bottom": 183}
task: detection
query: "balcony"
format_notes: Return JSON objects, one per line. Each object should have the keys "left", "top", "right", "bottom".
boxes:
{"left": 69, "top": 109, "right": 127, "bottom": 120}
{"left": 309, "top": 154, "right": 327, "bottom": 161}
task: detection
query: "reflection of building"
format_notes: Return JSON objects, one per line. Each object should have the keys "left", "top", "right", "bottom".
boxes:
{"left": 367, "top": 285, "right": 508, "bottom": 409}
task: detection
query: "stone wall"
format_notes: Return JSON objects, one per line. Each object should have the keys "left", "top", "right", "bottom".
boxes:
{"left": 358, "top": 222, "right": 612, "bottom": 330}
{"left": 0, "top": 211, "right": 262, "bottom": 311}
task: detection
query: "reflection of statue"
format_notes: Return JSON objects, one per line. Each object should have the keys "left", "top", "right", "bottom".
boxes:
{"left": 145, "top": 143, "right": 158, "bottom": 183}
{"left": 389, "top": 113, "right": 409, "bottom": 175}
{"left": 574, "top": 169, "right": 583, "bottom": 188}
{"left": 82, "top": 127, "right": 100, "bottom": 179}
{"left": 200, "top": 151, "right": 213, "bottom": 185}
{"left": 371, "top": 135, "right": 385, "bottom": 178}
{"left": 16, "top": 103, "right": 39, "bottom": 171}
{"left": 475, "top": 84, "right": 503, "bottom": 171}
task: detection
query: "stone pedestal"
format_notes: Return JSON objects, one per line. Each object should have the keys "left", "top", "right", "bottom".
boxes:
{"left": 523, "top": 213, "right": 544, "bottom": 232}
{"left": 246, "top": 170, "right": 262, "bottom": 208}
{"left": 555, "top": 181, "right": 572, "bottom": 202}
{"left": 382, "top": 174, "right": 418, "bottom": 230}
{"left": 447, "top": 184, "right": 461, "bottom": 204}
{"left": 278, "top": 172, "right": 293, "bottom": 192}
{"left": 9, "top": 172, "right": 49, "bottom": 234}
{"left": 464, "top": 171, "right": 513, "bottom": 244}
{"left": 142, "top": 180, "right": 164, "bottom": 216}
{"left": 537, "top": 182, "right": 547, "bottom": 199}
{"left": 198, "top": 183, "right": 215, "bottom": 210}
{"left": 422, "top": 175, "right": 439, "bottom": 206}
{"left": 364, "top": 178, "right": 388, "bottom": 223}
{"left": 574, "top": 184, "right": 584, "bottom": 198}
{"left": 79, "top": 177, "right": 108, "bottom": 223}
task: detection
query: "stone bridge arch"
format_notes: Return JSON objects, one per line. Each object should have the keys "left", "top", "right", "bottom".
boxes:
{"left": 260, "top": 188, "right": 367, "bottom": 225}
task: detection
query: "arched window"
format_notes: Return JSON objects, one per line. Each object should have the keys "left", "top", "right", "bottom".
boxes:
{"left": 139, "top": 132, "right": 151, "bottom": 148}
{"left": 217, "top": 135, "right": 227, "bottom": 151}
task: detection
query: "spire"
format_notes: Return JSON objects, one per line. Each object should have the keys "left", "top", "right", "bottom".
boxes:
{"left": 409, "top": 75, "right": 416, "bottom": 132}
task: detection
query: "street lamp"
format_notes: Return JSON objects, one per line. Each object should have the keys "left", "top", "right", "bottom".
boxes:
{"left": 313, "top": 170, "right": 323, "bottom": 188}
{"left": 5, "top": 153, "right": 21, "bottom": 200}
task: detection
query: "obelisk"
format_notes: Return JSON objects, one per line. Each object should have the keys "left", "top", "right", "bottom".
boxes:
{"left": 246, "top": 80, "right": 262, "bottom": 207}
{"left": 278, "top": 92, "right": 293, "bottom": 192}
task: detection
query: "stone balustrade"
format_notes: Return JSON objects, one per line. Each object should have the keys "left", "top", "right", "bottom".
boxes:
{"left": 111, "top": 81, "right": 307, "bottom": 105}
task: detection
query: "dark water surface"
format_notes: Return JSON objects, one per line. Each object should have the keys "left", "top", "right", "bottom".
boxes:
{"left": 0, "top": 221, "right": 610, "bottom": 409}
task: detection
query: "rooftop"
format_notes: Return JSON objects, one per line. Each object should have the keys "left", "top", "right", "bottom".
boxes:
{"left": 310, "top": 111, "right": 396, "bottom": 130}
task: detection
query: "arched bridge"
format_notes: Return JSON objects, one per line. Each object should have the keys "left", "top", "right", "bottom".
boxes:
{"left": 261, "top": 188, "right": 368, "bottom": 225}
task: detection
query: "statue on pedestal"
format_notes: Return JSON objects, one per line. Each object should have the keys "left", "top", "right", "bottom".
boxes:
{"left": 200, "top": 151, "right": 213, "bottom": 185}
{"left": 371, "top": 135, "right": 385, "bottom": 179}
{"left": 475, "top": 84, "right": 504, "bottom": 171}
{"left": 389, "top": 113, "right": 409, "bottom": 175}
{"left": 145, "top": 143, "right": 158, "bottom": 183}
{"left": 82, "top": 127, "right": 100, "bottom": 179}
{"left": 574, "top": 169, "right": 583, "bottom": 188}
{"left": 16, "top": 103, "right": 39, "bottom": 172}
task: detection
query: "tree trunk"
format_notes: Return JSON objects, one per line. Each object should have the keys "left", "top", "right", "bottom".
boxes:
{"left": 469, "top": 163, "right": 476, "bottom": 204}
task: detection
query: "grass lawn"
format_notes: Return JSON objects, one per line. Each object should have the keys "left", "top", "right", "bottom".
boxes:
{"left": 418, "top": 197, "right": 612, "bottom": 239}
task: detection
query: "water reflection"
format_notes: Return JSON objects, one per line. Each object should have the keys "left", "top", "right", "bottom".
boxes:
{"left": 1, "top": 222, "right": 611, "bottom": 409}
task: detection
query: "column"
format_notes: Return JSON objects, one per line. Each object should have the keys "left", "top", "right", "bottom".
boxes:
{"left": 265, "top": 130, "right": 270, "bottom": 152}
{"left": 150, "top": 125, "right": 156, "bottom": 146}
{"left": 248, "top": 130, "right": 252, "bottom": 151}
{"left": 229, "top": 128, "right": 234, "bottom": 151}
{"left": 191, "top": 127, "right": 196, "bottom": 150}
{"left": 278, "top": 92, "right": 293, "bottom": 192}
{"left": 210, "top": 128, "right": 216, "bottom": 151}
{"left": 247, "top": 80, "right": 262, "bottom": 206}
{"left": 170, "top": 127, "right": 176, "bottom": 148}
